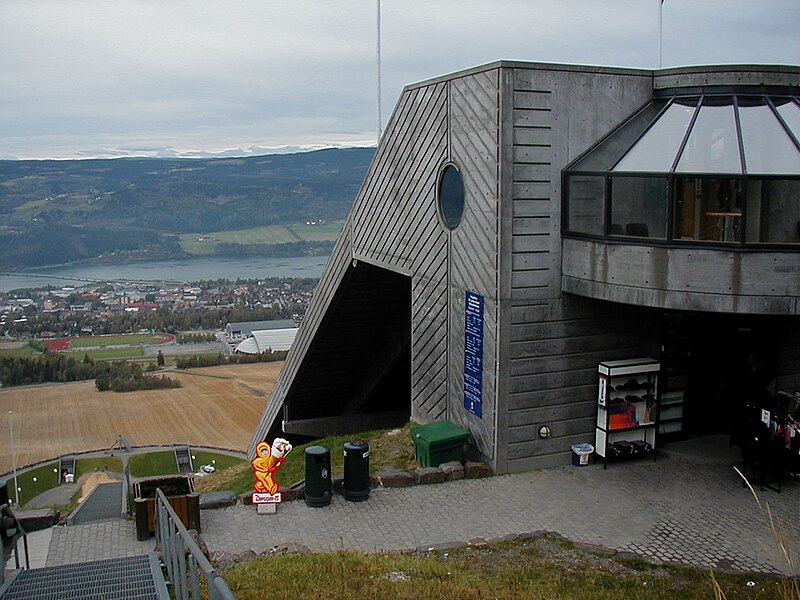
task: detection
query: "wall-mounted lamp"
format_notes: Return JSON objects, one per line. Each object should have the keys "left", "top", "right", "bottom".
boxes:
{"left": 538, "top": 425, "right": 551, "bottom": 439}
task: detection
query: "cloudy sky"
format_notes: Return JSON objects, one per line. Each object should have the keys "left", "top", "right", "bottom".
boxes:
{"left": 1, "top": 1, "right": 798, "bottom": 160}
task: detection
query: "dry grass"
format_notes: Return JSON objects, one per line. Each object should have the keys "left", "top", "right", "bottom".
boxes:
{"left": 0, "top": 362, "right": 283, "bottom": 473}
{"left": 224, "top": 536, "right": 787, "bottom": 600}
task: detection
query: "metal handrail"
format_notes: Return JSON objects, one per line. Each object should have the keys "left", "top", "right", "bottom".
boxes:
{"left": 154, "top": 488, "right": 235, "bottom": 600}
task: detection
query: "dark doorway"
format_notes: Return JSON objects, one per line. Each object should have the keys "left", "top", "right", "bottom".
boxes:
{"left": 683, "top": 314, "right": 779, "bottom": 436}
{"left": 281, "top": 261, "right": 412, "bottom": 437}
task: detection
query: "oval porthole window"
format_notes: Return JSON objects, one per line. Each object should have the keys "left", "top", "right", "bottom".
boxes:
{"left": 438, "top": 163, "right": 465, "bottom": 230}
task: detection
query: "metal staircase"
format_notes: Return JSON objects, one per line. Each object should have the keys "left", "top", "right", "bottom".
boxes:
{"left": 174, "top": 447, "right": 193, "bottom": 474}
{"left": 0, "top": 554, "right": 168, "bottom": 599}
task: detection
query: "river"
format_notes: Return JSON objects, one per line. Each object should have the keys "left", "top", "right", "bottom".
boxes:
{"left": 0, "top": 255, "right": 330, "bottom": 291}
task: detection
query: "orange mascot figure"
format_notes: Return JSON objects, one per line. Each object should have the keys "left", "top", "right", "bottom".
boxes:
{"left": 252, "top": 438, "right": 292, "bottom": 496}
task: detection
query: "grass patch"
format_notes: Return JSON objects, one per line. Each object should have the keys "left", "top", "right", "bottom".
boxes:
{"left": 14, "top": 461, "right": 60, "bottom": 507}
{"left": 287, "top": 220, "right": 344, "bottom": 241}
{"left": 78, "top": 347, "right": 144, "bottom": 361}
{"left": 128, "top": 451, "right": 178, "bottom": 478}
{"left": 194, "top": 422, "right": 417, "bottom": 496}
{"left": 190, "top": 451, "right": 246, "bottom": 473}
{"left": 74, "top": 456, "right": 123, "bottom": 479}
{"left": 68, "top": 334, "right": 166, "bottom": 349}
{"left": 179, "top": 225, "right": 301, "bottom": 255}
{"left": 222, "top": 536, "right": 786, "bottom": 600}
{"left": 0, "top": 344, "right": 41, "bottom": 359}
{"left": 179, "top": 222, "right": 344, "bottom": 255}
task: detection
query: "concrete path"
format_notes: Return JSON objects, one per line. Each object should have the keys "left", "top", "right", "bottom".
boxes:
{"left": 200, "top": 445, "right": 799, "bottom": 575}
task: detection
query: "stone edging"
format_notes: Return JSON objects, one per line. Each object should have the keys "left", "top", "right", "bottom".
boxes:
{"left": 226, "top": 461, "right": 495, "bottom": 506}
{"left": 206, "top": 529, "right": 754, "bottom": 576}
{"left": 203, "top": 529, "right": 764, "bottom": 578}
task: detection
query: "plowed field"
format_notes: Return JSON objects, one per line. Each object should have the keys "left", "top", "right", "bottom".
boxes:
{"left": 0, "top": 362, "right": 282, "bottom": 473}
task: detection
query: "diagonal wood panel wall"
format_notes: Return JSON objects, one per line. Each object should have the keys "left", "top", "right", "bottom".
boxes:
{"left": 351, "top": 82, "right": 451, "bottom": 425}
{"left": 447, "top": 69, "right": 500, "bottom": 459}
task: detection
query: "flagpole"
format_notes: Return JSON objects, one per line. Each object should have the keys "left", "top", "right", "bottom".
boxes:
{"left": 376, "top": 0, "right": 382, "bottom": 143}
{"left": 658, "top": 0, "right": 663, "bottom": 68}
{"left": 9, "top": 410, "right": 19, "bottom": 507}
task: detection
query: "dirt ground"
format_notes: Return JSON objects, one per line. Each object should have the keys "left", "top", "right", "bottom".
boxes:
{"left": 0, "top": 362, "right": 283, "bottom": 473}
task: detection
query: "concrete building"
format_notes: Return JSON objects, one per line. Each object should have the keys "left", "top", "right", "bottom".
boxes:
{"left": 249, "top": 61, "right": 799, "bottom": 473}
{"left": 226, "top": 320, "right": 296, "bottom": 341}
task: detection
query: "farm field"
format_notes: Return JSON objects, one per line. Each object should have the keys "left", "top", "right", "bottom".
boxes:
{"left": 0, "top": 362, "right": 282, "bottom": 473}
{"left": 178, "top": 221, "right": 344, "bottom": 255}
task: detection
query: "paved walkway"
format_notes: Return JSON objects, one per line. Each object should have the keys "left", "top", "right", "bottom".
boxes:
{"left": 46, "top": 521, "right": 155, "bottom": 567}
{"left": 11, "top": 435, "right": 800, "bottom": 576}
{"left": 200, "top": 443, "right": 799, "bottom": 575}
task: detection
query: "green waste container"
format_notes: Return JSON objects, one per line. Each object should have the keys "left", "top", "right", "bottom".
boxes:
{"left": 304, "top": 446, "right": 332, "bottom": 507}
{"left": 411, "top": 421, "right": 469, "bottom": 468}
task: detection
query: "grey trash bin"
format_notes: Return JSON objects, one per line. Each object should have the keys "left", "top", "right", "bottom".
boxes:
{"left": 304, "top": 446, "right": 332, "bottom": 507}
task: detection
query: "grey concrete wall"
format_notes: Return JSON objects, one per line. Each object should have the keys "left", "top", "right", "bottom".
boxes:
{"left": 562, "top": 240, "right": 800, "bottom": 315}
{"left": 499, "top": 64, "right": 656, "bottom": 473}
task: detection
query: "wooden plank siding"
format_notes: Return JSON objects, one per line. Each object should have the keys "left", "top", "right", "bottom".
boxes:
{"left": 447, "top": 69, "right": 501, "bottom": 459}
{"left": 350, "top": 81, "right": 451, "bottom": 425}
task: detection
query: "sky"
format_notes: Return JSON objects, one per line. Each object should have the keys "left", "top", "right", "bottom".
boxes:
{"left": 1, "top": 0, "right": 798, "bottom": 160}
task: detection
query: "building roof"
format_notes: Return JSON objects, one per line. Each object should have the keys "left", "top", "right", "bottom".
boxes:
{"left": 227, "top": 320, "right": 296, "bottom": 333}
{"left": 234, "top": 328, "right": 298, "bottom": 354}
{"left": 569, "top": 95, "right": 800, "bottom": 176}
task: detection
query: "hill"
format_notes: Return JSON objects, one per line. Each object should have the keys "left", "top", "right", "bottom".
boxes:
{"left": 0, "top": 147, "right": 374, "bottom": 270}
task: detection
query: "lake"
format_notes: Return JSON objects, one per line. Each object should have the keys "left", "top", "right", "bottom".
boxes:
{"left": 0, "top": 255, "right": 330, "bottom": 292}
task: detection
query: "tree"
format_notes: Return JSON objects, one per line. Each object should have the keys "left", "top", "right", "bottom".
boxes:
{"left": 157, "top": 350, "right": 165, "bottom": 367}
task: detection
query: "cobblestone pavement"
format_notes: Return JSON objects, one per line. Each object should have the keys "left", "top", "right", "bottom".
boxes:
{"left": 46, "top": 520, "right": 155, "bottom": 567}
{"left": 200, "top": 452, "right": 800, "bottom": 575}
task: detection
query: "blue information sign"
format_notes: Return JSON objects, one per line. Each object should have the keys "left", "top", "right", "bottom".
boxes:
{"left": 464, "top": 291, "right": 483, "bottom": 418}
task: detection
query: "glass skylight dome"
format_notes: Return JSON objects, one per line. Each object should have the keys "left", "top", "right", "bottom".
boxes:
{"left": 564, "top": 95, "right": 800, "bottom": 246}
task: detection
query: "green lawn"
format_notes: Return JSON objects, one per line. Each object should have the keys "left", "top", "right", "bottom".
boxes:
{"left": 0, "top": 344, "right": 42, "bottom": 359}
{"left": 69, "top": 334, "right": 166, "bottom": 349}
{"left": 128, "top": 451, "right": 178, "bottom": 478}
{"left": 74, "top": 456, "right": 123, "bottom": 479}
{"left": 190, "top": 451, "right": 246, "bottom": 474}
{"left": 78, "top": 347, "right": 144, "bottom": 361}
{"left": 14, "top": 461, "right": 60, "bottom": 507}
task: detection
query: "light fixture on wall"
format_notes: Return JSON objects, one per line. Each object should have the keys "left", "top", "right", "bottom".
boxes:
{"left": 538, "top": 425, "right": 551, "bottom": 439}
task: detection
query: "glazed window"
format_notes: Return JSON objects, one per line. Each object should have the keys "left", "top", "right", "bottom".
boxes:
{"left": 745, "top": 179, "right": 800, "bottom": 244}
{"left": 609, "top": 176, "right": 667, "bottom": 238}
{"left": 438, "top": 164, "right": 465, "bottom": 229}
{"left": 563, "top": 93, "right": 800, "bottom": 249}
{"left": 566, "top": 175, "right": 604, "bottom": 235}
{"left": 673, "top": 178, "right": 742, "bottom": 242}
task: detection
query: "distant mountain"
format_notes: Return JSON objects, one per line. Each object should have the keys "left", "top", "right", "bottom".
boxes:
{"left": 0, "top": 148, "right": 374, "bottom": 270}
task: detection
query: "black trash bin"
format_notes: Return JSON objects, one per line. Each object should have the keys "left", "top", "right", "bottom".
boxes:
{"left": 343, "top": 441, "right": 370, "bottom": 502}
{"left": 304, "top": 445, "right": 332, "bottom": 507}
